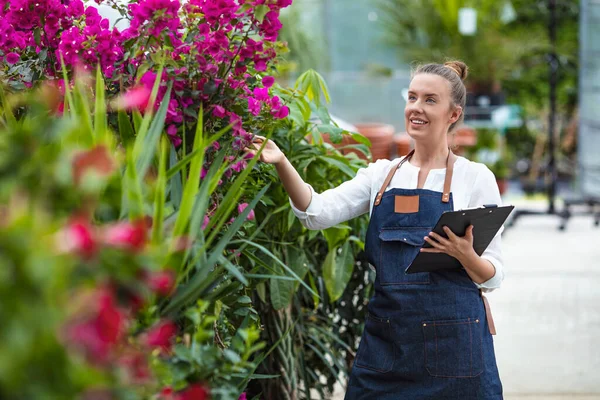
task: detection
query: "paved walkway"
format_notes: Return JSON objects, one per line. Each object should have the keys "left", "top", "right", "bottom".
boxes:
{"left": 332, "top": 199, "right": 600, "bottom": 399}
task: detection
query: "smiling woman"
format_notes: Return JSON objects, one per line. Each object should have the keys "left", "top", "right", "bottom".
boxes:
{"left": 247, "top": 60, "right": 506, "bottom": 400}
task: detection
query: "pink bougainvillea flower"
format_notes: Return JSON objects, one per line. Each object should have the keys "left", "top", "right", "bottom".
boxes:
{"left": 118, "top": 350, "right": 151, "bottom": 383}
{"left": 212, "top": 105, "right": 226, "bottom": 118}
{"left": 247, "top": 97, "right": 261, "bottom": 116}
{"left": 275, "top": 106, "right": 290, "bottom": 119}
{"left": 111, "top": 86, "right": 152, "bottom": 111}
{"left": 201, "top": 215, "right": 210, "bottom": 230}
{"left": 261, "top": 76, "right": 274, "bottom": 88}
{"left": 103, "top": 220, "right": 147, "bottom": 252}
{"left": 143, "top": 320, "right": 177, "bottom": 353}
{"left": 159, "top": 387, "right": 175, "bottom": 400}
{"left": 65, "top": 289, "right": 125, "bottom": 365}
{"left": 146, "top": 270, "right": 176, "bottom": 297}
{"left": 72, "top": 145, "right": 116, "bottom": 186}
{"left": 60, "top": 219, "right": 97, "bottom": 259}
{"left": 176, "top": 384, "right": 210, "bottom": 400}
{"left": 252, "top": 87, "right": 269, "bottom": 102}
{"left": 238, "top": 393, "right": 247, "bottom": 400}
{"left": 5, "top": 52, "right": 19, "bottom": 65}
{"left": 237, "top": 203, "right": 255, "bottom": 221}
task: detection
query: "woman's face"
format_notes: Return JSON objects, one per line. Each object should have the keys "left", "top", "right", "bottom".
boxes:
{"left": 404, "top": 73, "right": 462, "bottom": 142}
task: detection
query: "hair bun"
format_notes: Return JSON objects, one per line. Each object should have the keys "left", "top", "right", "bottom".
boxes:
{"left": 444, "top": 61, "right": 469, "bottom": 81}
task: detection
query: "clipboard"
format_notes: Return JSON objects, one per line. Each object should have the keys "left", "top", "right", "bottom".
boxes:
{"left": 405, "top": 205, "right": 514, "bottom": 274}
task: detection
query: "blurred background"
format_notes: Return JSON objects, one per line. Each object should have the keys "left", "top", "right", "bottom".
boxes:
{"left": 272, "top": 0, "right": 600, "bottom": 398}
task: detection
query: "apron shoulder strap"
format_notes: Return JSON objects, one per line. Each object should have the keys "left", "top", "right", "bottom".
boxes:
{"left": 374, "top": 150, "right": 414, "bottom": 206}
{"left": 442, "top": 151, "right": 457, "bottom": 203}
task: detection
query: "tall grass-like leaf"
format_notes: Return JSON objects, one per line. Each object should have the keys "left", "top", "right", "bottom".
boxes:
{"left": 94, "top": 65, "right": 107, "bottom": 142}
{"left": 165, "top": 185, "right": 270, "bottom": 314}
{"left": 172, "top": 104, "right": 205, "bottom": 239}
{"left": 0, "top": 85, "right": 16, "bottom": 127}
{"left": 134, "top": 83, "right": 172, "bottom": 180}
{"left": 118, "top": 110, "right": 135, "bottom": 146}
{"left": 204, "top": 133, "right": 270, "bottom": 237}
{"left": 59, "top": 55, "right": 74, "bottom": 114}
{"left": 132, "top": 64, "right": 164, "bottom": 161}
{"left": 152, "top": 136, "right": 168, "bottom": 244}
{"left": 168, "top": 146, "right": 183, "bottom": 208}
{"left": 236, "top": 239, "right": 318, "bottom": 298}
{"left": 125, "top": 149, "right": 144, "bottom": 220}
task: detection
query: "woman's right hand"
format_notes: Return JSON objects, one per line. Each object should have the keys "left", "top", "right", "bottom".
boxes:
{"left": 244, "top": 135, "right": 285, "bottom": 165}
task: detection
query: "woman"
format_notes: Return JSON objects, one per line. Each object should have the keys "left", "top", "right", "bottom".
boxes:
{"left": 246, "top": 61, "right": 504, "bottom": 399}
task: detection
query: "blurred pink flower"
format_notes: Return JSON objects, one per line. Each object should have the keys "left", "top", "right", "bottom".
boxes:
{"left": 112, "top": 86, "right": 152, "bottom": 111}
{"left": 146, "top": 270, "right": 176, "bottom": 297}
{"left": 66, "top": 289, "right": 125, "bottom": 365}
{"left": 61, "top": 219, "right": 97, "bottom": 259}
{"left": 72, "top": 145, "right": 116, "bottom": 186}
{"left": 144, "top": 320, "right": 177, "bottom": 353}
{"left": 103, "top": 220, "right": 147, "bottom": 252}
{"left": 176, "top": 384, "right": 210, "bottom": 400}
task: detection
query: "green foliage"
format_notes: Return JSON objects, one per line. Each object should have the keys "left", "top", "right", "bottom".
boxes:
{"left": 239, "top": 70, "right": 372, "bottom": 399}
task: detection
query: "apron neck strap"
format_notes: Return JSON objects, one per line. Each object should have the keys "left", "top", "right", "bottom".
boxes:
{"left": 374, "top": 149, "right": 457, "bottom": 206}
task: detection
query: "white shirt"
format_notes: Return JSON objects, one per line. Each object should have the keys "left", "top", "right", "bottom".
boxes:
{"left": 290, "top": 155, "right": 505, "bottom": 292}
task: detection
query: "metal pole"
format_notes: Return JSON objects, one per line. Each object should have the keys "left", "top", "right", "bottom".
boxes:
{"left": 548, "top": 0, "right": 558, "bottom": 214}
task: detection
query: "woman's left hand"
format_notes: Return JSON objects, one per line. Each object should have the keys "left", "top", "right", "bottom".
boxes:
{"left": 421, "top": 225, "right": 476, "bottom": 262}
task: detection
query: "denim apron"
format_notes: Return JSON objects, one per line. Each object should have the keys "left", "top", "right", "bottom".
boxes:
{"left": 345, "top": 150, "right": 503, "bottom": 400}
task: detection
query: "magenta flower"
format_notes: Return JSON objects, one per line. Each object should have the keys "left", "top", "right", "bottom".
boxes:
{"left": 262, "top": 76, "right": 275, "bottom": 88}
{"left": 275, "top": 106, "right": 290, "bottom": 119}
{"left": 5, "top": 52, "right": 19, "bottom": 65}
{"left": 238, "top": 203, "right": 256, "bottom": 221}
{"left": 213, "top": 105, "right": 226, "bottom": 118}
{"left": 248, "top": 97, "right": 261, "bottom": 116}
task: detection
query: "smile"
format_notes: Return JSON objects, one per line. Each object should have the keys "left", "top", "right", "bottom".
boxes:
{"left": 410, "top": 119, "right": 428, "bottom": 125}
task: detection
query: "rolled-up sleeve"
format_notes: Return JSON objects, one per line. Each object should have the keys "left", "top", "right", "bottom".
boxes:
{"left": 468, "top": 165, "right": 505, "bottom": 292}
{"left": 290, "top": 160, "right": 386, "bottom": 230}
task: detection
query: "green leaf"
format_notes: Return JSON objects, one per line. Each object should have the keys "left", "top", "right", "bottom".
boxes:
{"left": 0, "top": 85, "right": 16, "bottom": 127}
{"left": 168, "top": 146, "right": 183, "bottom": 209}
{"left": 94, "top": 65, "right": 107, "bottom": 141}
{"left": 172, "top": 104, "right": 204, "bottom": 238}
{"left": 254, "top": 4, "right": 269, "bottom": 22}
{"left": 350, "top": 132, "right": 371, "bottom": 147}
{"left": 118, "top": 110, "right": 135, "bottom": 146}
{"left": 318, "top": 155, "right": 356, "bottom": 178}
{"left": 270, "top": 266, "right": 292, "bottom": 310}
{"left": 256, "top": 282, "right": 267, "bottom": 303}
{"left": 317, "top": 124, "right": 343, "bottom": 144}
{"left": 323, "top": 242, "right": 354, "bottom": 302}
{"left": 152, "top": 137, "right": 168, "bottom": 244}
{"left": 135, "top": 82, "right": 172, "bottom": 180}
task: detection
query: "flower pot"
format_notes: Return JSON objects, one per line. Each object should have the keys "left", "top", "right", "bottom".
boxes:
{"left": 450, "top": 126, "right": 477, "bottom": 155}
{"left": 354, "top": 123, "right": 395, "bottom": 161}
{"left": 393, "top": 133, "right": 413, "bottom": 158}
{"left": 496, "top": 178, "right": 508, "bottom": 195}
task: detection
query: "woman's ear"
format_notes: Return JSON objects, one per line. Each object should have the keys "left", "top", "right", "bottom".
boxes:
{"left": 449, "top": 106, "right": 463, "bottom": 124}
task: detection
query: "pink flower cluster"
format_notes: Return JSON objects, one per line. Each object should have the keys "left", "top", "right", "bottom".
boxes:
{"left": 2, "top": 0, "right": 293, "bottom": 154}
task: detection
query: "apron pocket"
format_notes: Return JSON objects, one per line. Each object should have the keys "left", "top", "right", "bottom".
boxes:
{"left": 378, "top": 227, "right": 430, "bottom": 285}
{"left": 422, "top": 317, "right": 484, "bottom": 378}
{"left": 355, "top": 313, "right": 394, "bottom": 373}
